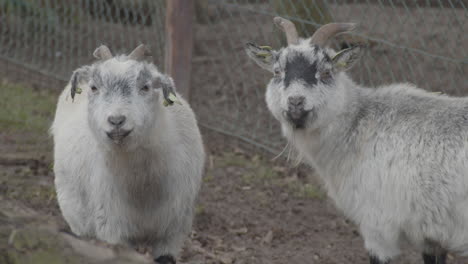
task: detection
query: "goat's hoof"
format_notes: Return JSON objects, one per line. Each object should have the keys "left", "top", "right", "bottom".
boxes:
{"left": 154, "top": 255, "right": 176, "bottom": 264}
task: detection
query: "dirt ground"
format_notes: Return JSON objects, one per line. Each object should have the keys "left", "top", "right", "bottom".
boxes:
{"left": 2, "top": 82, "right": 468, "bottom": 264}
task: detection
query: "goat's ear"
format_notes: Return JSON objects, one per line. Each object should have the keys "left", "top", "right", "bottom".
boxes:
{"left": 245, "top": 42, "right": 276, "bottom": 72}
{"left": 156, "top": 76, "right": 182, "bottom": 106}
{"left": 331, "top": 46, "right": 363, "bottom": 72}
{"left": 161, "top": 77, "right": 175, "bottom": 99}
{"left": 70, "top": 66, "right": 90, "bottom": 101}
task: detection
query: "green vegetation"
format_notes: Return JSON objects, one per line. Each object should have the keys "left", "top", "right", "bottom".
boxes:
{"left": 1, "top": 228, "right": 81, "bottom": 264}
{"left": 0, "top": 80, "right": 57, "bottom": 134}
{"left": 0, "top": 167, "right": 56, "bottom": 209}
{"left": 0, "top": 81, "right": 57, "bottom": 208}
{"left": 291, "top": 182, "right": 323, "bottom": 199}
{"left": 214, "top": 151, "right": 324, "bottom": 199}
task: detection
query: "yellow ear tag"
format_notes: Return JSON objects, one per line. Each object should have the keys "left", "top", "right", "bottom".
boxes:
{"left": 256, "top": 52, "right": 271, "bottom": 58}
{"left": 336, "top": 61, "right": 347, "bottom": 67}
{"left": 163, "top": 100, "right": 170, "bottom": 107}
{"left": 331, "top": 48, "right": 350, "bottom": 61}
{"left": 71, "top": 87, "right": 82, "bottom": 102}
{"left": 168, "top": 92, "right": 182, "bottom": 105}
{"left": 331, "top": 50, "right": 349, "bottom": 69}
{"left": 259, "top": 45, "right": 272, "bottom": 50}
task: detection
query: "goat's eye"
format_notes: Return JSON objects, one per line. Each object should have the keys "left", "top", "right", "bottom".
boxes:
{"left": 91, "top": 85, "right": 98, "bottom": 92}
{"left": 141, "top": 85, "right": 150, "bottom": 92}
{"left": 320, "top": 70, "right": 332, "bottom": 82}
{"left": 274, "top": 68, "right": 281, "bottom": 76}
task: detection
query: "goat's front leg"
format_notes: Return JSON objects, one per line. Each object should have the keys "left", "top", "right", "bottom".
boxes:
{"left": 423, "top": 240, "right": 447, "bottom": 264}
{"left": 422, "top": 252, "right": 447, "bottom": 264}
{"left": 152, "top": 231, "right": 187, "bottom": 264}
{"left": 152, "top": 228, "right": 188, "bottom": 264}
{"left": 369, "top": 255, "right": 389, "bottom": 264}
{"left": 153, "top": 205, "right": 194, "bottom": 264}
{"left": 362, "top": 229, "right": 399, "bottom": 264}
{"left": 154, "top": 255, "right": 176, "bottom": 264}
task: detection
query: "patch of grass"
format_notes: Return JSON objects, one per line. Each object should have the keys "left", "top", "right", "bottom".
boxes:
{"left": 216, "top": 153, "right": 279, "bottom": 181}
{"left": 291, "top": 183, "right": 324, "bottom": 199}
{"left": 203, "top": 172, "right": 214, "bottom": 182}
{"left": 0, "top": 81, "right": 57, "bottom": 134}
{"left": 216, "top": 152, "right": 252, "bottom": 168}
{"left": 241, "top": 173, "right": 255, "bottom": 184}
{"left": 1, "top": 171, "right": 57, "bottom": 209}
{"left": 214, "top": 151, "right": 323, "bottom": 199}
{"left": 195, "top": 205, "right": 205, "bottom": 215}
{"left": 242, "top": 165, "right": 279, "bottom": 185}
{"left": 250, "top": 155, "right": 280, "bottom": 180}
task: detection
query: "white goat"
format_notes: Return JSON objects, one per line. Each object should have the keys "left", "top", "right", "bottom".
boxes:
{"left": 51, "top": 44, "right": 205, "bottom": 264}
{"left": 246, "top": 17, "right": 468, "bottom": 264}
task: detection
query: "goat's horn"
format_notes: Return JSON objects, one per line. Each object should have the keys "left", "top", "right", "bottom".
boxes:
{"left": 273, "top": 17, "right": 299, "bottom": 45}
{"left": 128, "top": 44, "right": 151, "bottom": 61}
{"left": 310, "top": 23, "right": 356, "bottom": 46}
{"left": 93, "top": 45, "right": 113, "bottom": 60}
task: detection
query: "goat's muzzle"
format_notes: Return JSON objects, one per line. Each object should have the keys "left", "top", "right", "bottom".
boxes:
{"left": 285, "top": 96, "right": 310, "bottom": 129}
{"left": 106, "top": 129, "right": 133, "bottom": 143}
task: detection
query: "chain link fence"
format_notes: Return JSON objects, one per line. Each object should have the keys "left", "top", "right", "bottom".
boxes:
{"left": 1, "top": 0, "right": 467, "bottom": 154}
{"left": 191, "top": 0, "right": 467, "bottom": 153}
{"left": 0, "top": 0, "right": 166, "bottom": 83}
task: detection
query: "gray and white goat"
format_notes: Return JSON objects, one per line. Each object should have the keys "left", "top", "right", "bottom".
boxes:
{"left": 51, "top": 44, "right": 205, "bottom": 264}
{"left": 246, "top": 17, "right": 468, "bottom": 264}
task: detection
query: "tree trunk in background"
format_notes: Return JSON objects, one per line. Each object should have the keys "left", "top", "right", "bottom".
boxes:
{"left": 165, "top": 0, "right": 194, "bottom": 101}
{"left": 271, "top": 0, "right": 333, "bottom": 38}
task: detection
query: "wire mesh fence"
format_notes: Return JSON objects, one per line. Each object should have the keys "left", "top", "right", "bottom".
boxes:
{"left": 0, "top": 0, "right": 467, "bottom": 154}
{"left": 191, "top": 0, "right": 467, "bottom": 153}
{"left": 0, "top": 0, "right": 166, "bottom": 83}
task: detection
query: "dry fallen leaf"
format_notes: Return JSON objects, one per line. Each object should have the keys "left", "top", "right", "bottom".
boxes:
{"left": 273, "top": 166, "right": 287, "bottom": 173}
{"left": 229, "top": 227, "right": 248, "bottom": 235}
{"left": 231, "top": 245, "right": 246, "bottom": 252}
{"left": 218, "top": 253, "right": 234, "bottom": 264}
{"left": 262, "top": 230, "right": 273, "bottom": 244}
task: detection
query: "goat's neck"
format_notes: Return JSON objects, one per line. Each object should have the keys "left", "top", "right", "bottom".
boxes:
{"left": 103, "top": 108, "right": 172, "bottom": 184}
{"left": 289, "top": 74, "right": 365, "bottom": 189}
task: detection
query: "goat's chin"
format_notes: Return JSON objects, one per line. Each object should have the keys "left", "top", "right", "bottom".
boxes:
{"left": 96, "top": 132, "right": 139, "bottom": 152}
{"left": 283, "top": 115, "right": 316, "bottom": 132}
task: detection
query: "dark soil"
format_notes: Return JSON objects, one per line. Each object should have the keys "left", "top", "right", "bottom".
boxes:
{"left": 2, "top": 123, "right": 468, "bottom": 264}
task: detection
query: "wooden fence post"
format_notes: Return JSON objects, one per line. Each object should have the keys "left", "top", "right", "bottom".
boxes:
{"left": 165, "top": 0, "right": 194, "bottom": 101}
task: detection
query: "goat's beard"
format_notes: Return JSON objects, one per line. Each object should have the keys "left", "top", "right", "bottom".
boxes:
{"left": 278, "top": 123, "right": 306, "bottom": 166}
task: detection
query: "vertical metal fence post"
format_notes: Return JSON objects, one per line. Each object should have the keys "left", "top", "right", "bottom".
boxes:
{"left": 165, "top": 0, "right": 194, "bottom": 101}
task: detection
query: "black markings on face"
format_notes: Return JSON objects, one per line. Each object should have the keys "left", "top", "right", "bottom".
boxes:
{"left": 312, "top": 45, "right": 319, "bottom": 55}
{"left": 136, "top": 68, "right": 152, "bottom": 90}
{"left": 160, "top": 77, "right": 176, "bottom": 101}
{"left": 284, "top": 54, "right": 318, "bottom": 88}
{"left": 109, "top": 77, "right": 132, "bottom": 97}
{"left": 91, "top": 70, "right": 104, "bottom": 87}
{"left": 272, "top": 77, "right": 282, "bottom": 84}
{"left": 322, "top": 52, "right": 332, "bottom": 63}
{"left": 91, "top": 69, "right": 133, "bottom": 97}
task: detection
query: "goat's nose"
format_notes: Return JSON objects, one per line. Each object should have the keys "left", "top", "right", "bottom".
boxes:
{"left": 108, "top": 115, "right": 126, "bottom": 127}
{"left": 287, "top": 96, "right": 308, "bottom": 128}
{"left": 288, "top": 96, "right": 305, "bottom": 107}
